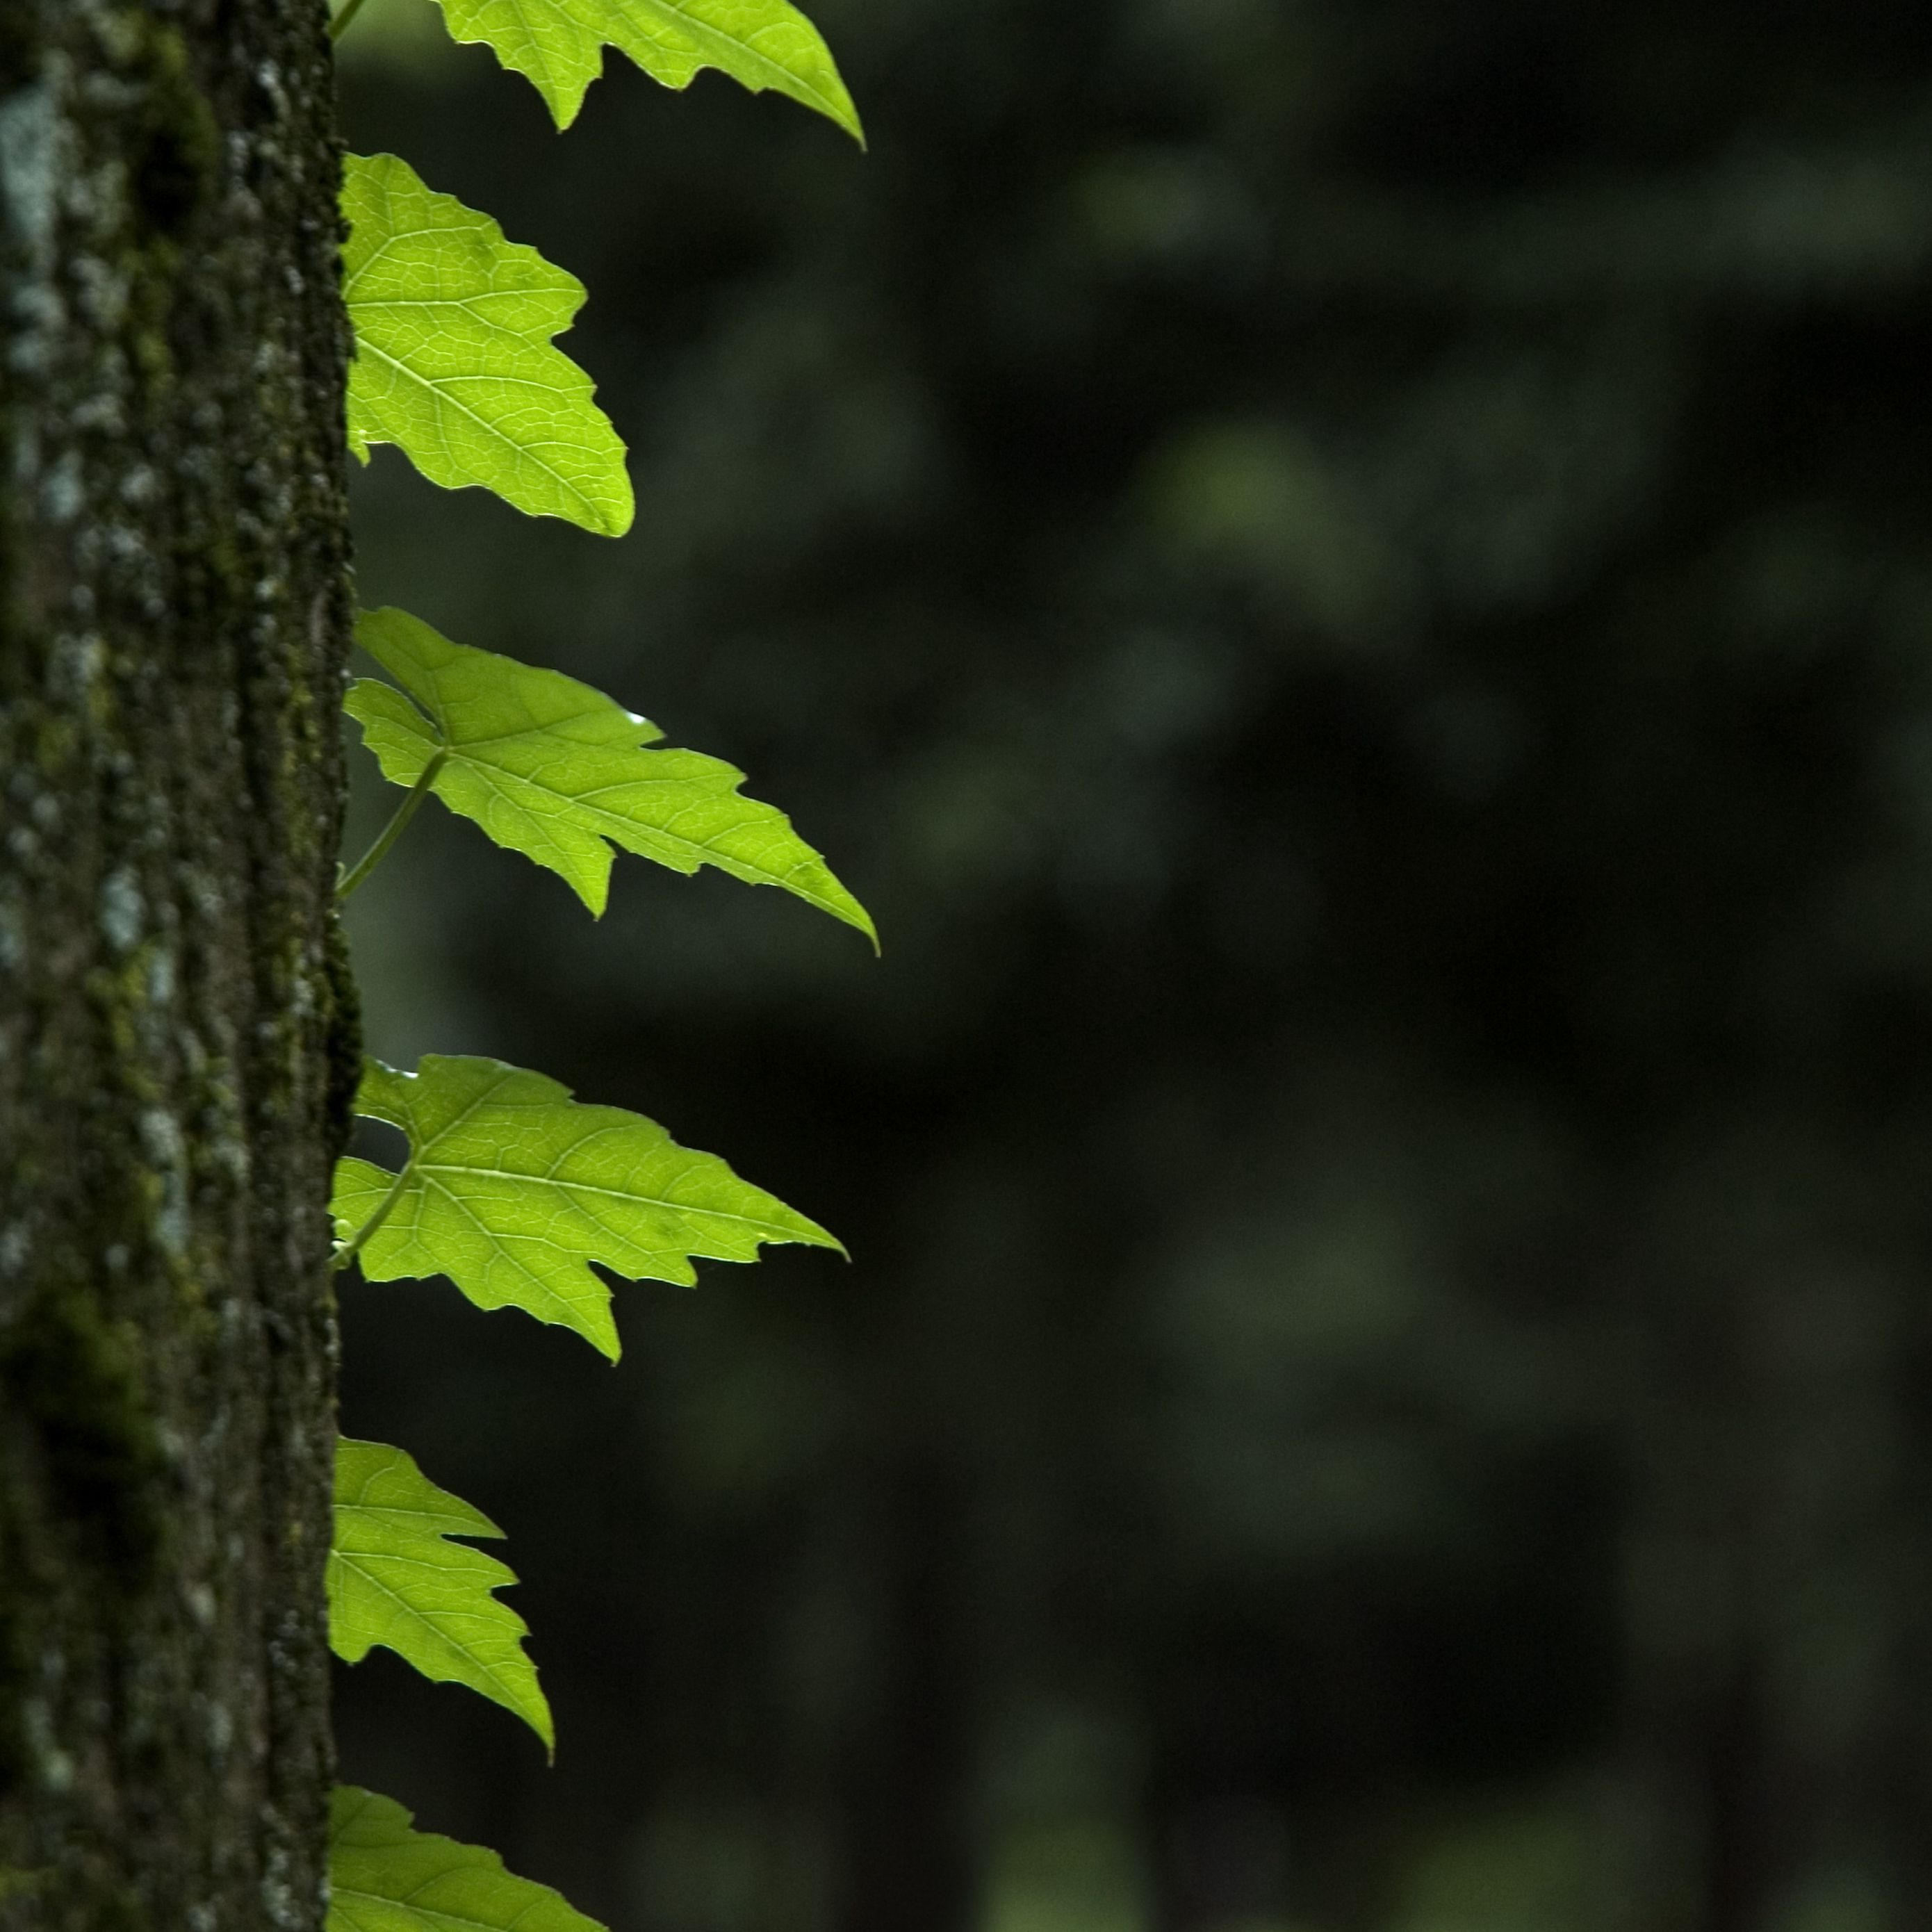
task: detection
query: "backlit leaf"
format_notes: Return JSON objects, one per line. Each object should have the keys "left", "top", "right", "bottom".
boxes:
{"left": 348, "top": 606, "right": 875, "bottom": 942}
{"left": 328, "top": 1785, "right": 605, "bottom": 1932}
{"left": 342, "top": 152, "right": 632, "bottom": 534}
{"left": 427, "top": 0, "right": 862, "bottom": 140}
{"left": 329, "top": 1439, "right": 552, "bottom": 1752}
{"left": 333, "top": 1055, "right": 842, "bottom": 1361}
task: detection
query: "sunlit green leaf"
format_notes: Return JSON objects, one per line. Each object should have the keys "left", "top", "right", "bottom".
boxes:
{"left": 347, "top": 606, "right": 876, "bottom": 942}
{"left": 342, "top": 152, "right": 632, "bottom": 534}
{"left": 333, "top": 1055, "right": 842, "bottom": 1361}
{"left": 426, "top": 0, "right": 862, "bottom": 140}
{"left": 329, "top": 1439, "right": 552, "bottom": 1752}
{"left": 328, "top": 1785, "right": 605, "bottom": 1932}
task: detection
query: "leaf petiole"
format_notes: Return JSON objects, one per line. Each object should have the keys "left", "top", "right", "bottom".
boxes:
{"left": 331, "top": 1159, "right": 415, "bottom": 1274}
{"left": 329, "top": 0, "right": 373, "bottom": 41}
{"left": 336, "top": 748, "right": 448, "bottom": 903}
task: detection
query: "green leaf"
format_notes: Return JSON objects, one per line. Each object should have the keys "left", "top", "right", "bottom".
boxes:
{"left": 332, "top": 1055, "right": 842, "bottom": 1360}
{"left": 427, "top": 0, "right": 862, "bottom": 141}
{"left": 329, "top": 1439, "right": 552, "bottom": 1753}
{"left": 347, "top": 606, "right": 876, "bottom": 942}
{"left": 328, "top": 1785, "right": 605, "bottom": 1932}
{"left": 342, "top": 152, "right": 632, "bottom": 535}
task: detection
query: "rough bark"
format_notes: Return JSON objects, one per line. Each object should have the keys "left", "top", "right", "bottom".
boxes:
{"left": 0, "top": 2, "right": 351, "bottom": 1927}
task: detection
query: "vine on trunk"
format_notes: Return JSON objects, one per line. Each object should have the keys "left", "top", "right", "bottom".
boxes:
{"left": 323, "top": 4, "right": 869, "bottom": 1922}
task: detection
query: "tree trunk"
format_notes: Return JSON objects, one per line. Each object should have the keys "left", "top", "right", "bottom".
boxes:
{"left": 0, "top": 2, "right": 351, "bottom": 1926}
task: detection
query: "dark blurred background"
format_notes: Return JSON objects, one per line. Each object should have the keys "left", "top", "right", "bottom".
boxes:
{"left": 329, "top": 3, "right": 1932, "bottom": 1927}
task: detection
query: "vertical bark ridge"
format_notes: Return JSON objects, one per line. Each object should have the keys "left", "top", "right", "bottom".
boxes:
{"left": 0, "top": 2, "right": 351, "bottom": 1926}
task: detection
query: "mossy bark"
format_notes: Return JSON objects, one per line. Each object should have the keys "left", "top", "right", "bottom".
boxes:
{"left": 0, "top": 2, "right": 351, "bottom": 1926}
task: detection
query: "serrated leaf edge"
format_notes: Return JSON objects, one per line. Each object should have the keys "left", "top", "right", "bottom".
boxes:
{"left": 341, "top": 152, "right": 635, "bottom": 537}
{"left": 427, "top": 0, "right": 865, "bottom": 143}
{"left": 329, "top": 1439, "right": 555, "bottom": 1753}
{"left": 336, "top": 1056, "right": 847, "bottom": 1365}
{"left": 345, "top": 606, "right": 879, "bottom": 945}
{"left": 329, "top": 1785, "right": 608, "bottom": 1932}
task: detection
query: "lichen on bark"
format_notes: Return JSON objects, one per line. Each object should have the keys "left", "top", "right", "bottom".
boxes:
{"left": 0, "top": 2, "right": 352, "bottom": 1926}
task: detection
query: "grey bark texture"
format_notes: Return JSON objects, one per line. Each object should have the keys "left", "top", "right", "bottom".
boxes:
{"left": 0, "top": 2, "right": 352, "bottom": 1927}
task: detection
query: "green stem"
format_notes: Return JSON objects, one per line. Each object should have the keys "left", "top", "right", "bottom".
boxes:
{"left": 329, "top": 0, "right": 373, "bottom": 40}
{"left": 336, "top": 751, "right": 448, "bottom": 903}
{"left": 331, "top": 1159, "right": 415, "bottom": 1273}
